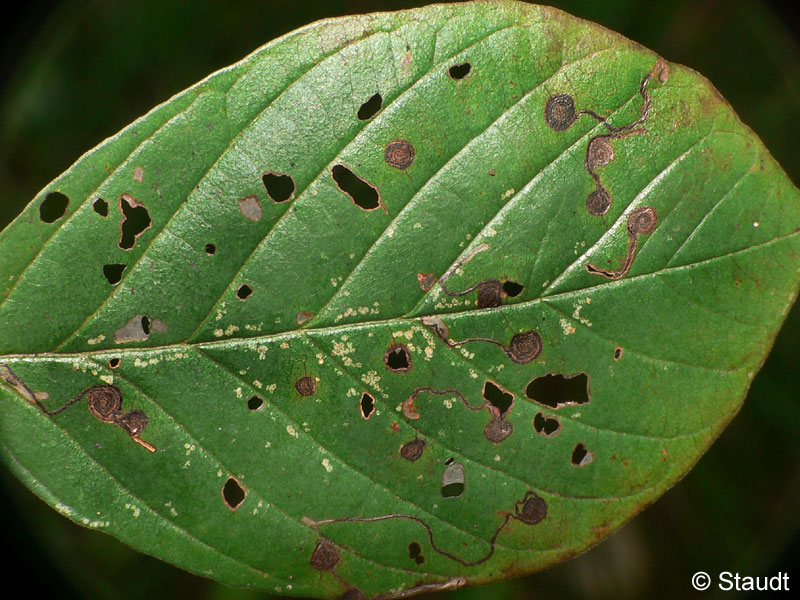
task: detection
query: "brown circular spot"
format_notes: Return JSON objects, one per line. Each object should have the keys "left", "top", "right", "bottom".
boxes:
{"left": 627, "top": 206, "right": 658, "bottom": 235}
{"left": 400, "top": 438, "right": 426, "bottom": 461}
{"left": 484, "top": 418, "right": 513, "bottom": 443}
{"left": 586, "top": 137, "right": 615, "bottom": 170}
{"left": 116, "top": 410, "right": 149, "bottom": 436}
{"left": 384, "top": 140, "right": 415, "bottom": 170}
{"left": 476, "top": 280, "right": 502, "bottom": 308}
{"left": 514, "top": 491, "right": 547, "bottom": 525}
{"left": 295, "top": 376, "right": 316, "bottom": 396}
{"left": 310, "top": 538, "right": 340, "bottom": 571}
{"left": 586, "top": 188, "right": 611, "bottom": 216}
{"left": 506, "top": 331, "right": 542, "bottom": 364}
{"left": 86, "top": 385, "right": 123, "bottom": 423}
{"left": 544, "top": 93, "right": 577, "bottom": 131}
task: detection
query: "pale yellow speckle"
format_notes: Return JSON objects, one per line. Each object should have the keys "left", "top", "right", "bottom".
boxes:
{"left": 286, "top": 425, "right": 299, "bottom": 438}
{"left": 253, "top": 380, "right": 263, "bottom": 388}
{"left": 559, "top": 318, "right": 576, "bottom": 335}
{"left": 280, "top": 342, "right": 289, "bottom": 349}
{"left": 257, "top": 346, "right": 267, "bottom": 360}
{"left": 124, "top": 503, "right": 140, "bottom": 518}
{"left": 99, "top": 374, "right": 114, "bottom": 385}
{"left": 87, "top": 334, "right": 105, "bottom": 345}
{"left": 213, "top": 328, "right": 224, "bottom": 337}
{"left": 235, "top": 387, "right": 242, "bottom": 399}
{"left": 321, "top": 458, "right": 333, "bottom": 473}
{"left": 494, "top": 455, "right": 501, "bottom": 462}
{"left": 501, "top": 188, "right": 516, "bottom": 200}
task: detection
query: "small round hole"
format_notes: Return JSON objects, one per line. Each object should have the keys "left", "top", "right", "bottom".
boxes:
{"left": 247, "top": 396, "right": 264, "bottom": 411}
{"left": 357, "top": 92, "right": 382, "bottom": 120}
{"left": 39, "top": 192, "right": 69, "bottom": 223}
{"left": 102, "top": 264, "right": 126, "bottom": 285}
{"left": 384, "top": 344, "right": 411, "bottom": 372}
{"left": 205, "top": 243, "right": 216, "bottom": 256}
{"left": 360, "top": 393, "right": 375, "bottom": 419}
{"left": 502, "top": 280, "right": 524, "bottom": 297}
{"left": 262, "top": 172, "right": 295, "bottom": 203}
{"left": 222, "top": 477, "right": 246, "bottom": 509}
{"left": 92, "top": 198, "right": 109, "bottom": 217}
{"left": 236, "top": 284, "right": 253, "bottom": 300}
{"left": 448, "top": 62, "right": 472, "bottom": 80}
{"left": 109, "top": 358, "right": 121, "bottom": 369}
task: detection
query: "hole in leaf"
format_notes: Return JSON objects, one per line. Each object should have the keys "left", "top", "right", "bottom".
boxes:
{"left": 357, "top": 92, "right": 382, "bottom": 120}
{"left": 572, "top": 443, "right": 594, "bottom": 466}
{"left": 93, "top": 198, "right": 109, "bottom": 217}
{"left": 360, "top": 393, "right": 375, "bottom": 419}
{"left": 140, "top": 316, "right": 151, "bottom": 336}
{"left": 102, "top": 264, "right": 126, "bottom": 285}
{"left": 295, "top": 376, "right": 316, "bottom": 397}
{"left": 236, "top": 284, "right": 253, "bottom": 300}
{"left": 408, "top": 542, "right": 425, "bottom": 565}
{"left": 400, "top": 438, "right": 426, "bottom": 461}
{"left": 205, "top": 243, "right": 216, "bottom": 256}
{"left": 448, "top": 62, "right": 471, "bottom": 79}
{"left": 614, "top": 346, "right": 623, "bottom": 360}
{"left": 444, "top": 457, "right": 454, "bottom": 466}
{"left": 441, "top": 462, "right": 465, "bottom": 498}
{"left": 118, "top": 194, "right": 151, "bottom": 250}
{"left": 109, "top": 358, "right": 121, "bottom": 369}
{"left": 384, "top": 344, "right": 411, "bottom": 372}
{"left": 222, "top": 476, "right": 246, "bottom": 509}
{"left": 248, "top": 396, "right": 264, "bottom": 411}
{"left": 533, "top": 412, "right": 561, "bottom": 437}
{"left": 525, "top": 373, "right": 590, "bottom": 408}
{"left": 39, "top": 192, "right": 69, "bottom": 223}
{"left": 502, "top": 280, "right": 524, "bottom": 297}
{"left": 482, "top": 381, "right": 513, "bottom": 414}
{"left": 331, "top": 164, "right": 381, "bottom": 210}
{"left": 262, "top": 172, "right": 295, "bottom": 203}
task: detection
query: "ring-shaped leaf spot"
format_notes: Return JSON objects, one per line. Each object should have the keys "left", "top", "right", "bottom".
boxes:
{"left": 1, "top": 3, "right": 799, "bottom": 598}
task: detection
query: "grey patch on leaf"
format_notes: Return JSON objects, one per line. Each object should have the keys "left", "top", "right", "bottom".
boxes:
{"left": 238, "top": 195, "right": 262, "bottom": 221}
{"left": 113, "top": 315, "right": 150, "bottom": 343}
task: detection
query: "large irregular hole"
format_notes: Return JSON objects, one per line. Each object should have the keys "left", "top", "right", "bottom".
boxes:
{"left": 331, "top": 164, "right": 381, "bottom": 211}
{"left": 448, "top": 62, "right": 472, "bottom": 79}
{"left": 525, "top": 373, "right": 590, "bottom": 409}
{"left": 572, "top": 443, "right": 594, "bottom": 466}
{"left": 248, "top": 396, "right": 264, "bottom": 411}
{"left": 360, "top": 393, "right": 375, "bottom": 419}
{"left": 533, "top": 412, "right": 561, "bottom": 437}
{"left": 357, "top": 92, "right": 382, "bottom": 120}
{"left": 222, "top": 476, "right": 246, "bottom": 509}
{"left": 384, "top": 344, "right": 411, "bottom": 372}
{"left": 262, "top": 172, "right": 295, "bottom": 203}
{"left": 441, "top": 462, "right": 465, "bottom": 498}
{"left": 93, "top": 198, "right": 109, "bottom": 217}
{"left": 482, "top": 381, "right": 513, "bottom": 415}
{"left": 236, "top": 284, "right": 253, "bottom": 300}
{"left": 39, "top": 191, "right": 69, "bottom": 223}
{"left": 102, "top": 264, "right": 126, "bottom": 285}
{"left": 118, "top": 194, "right": 151, "bottom": 250}
{"left": 502, "top": 280, "right": 524, "bottom": 297}
{"left": 408, "top": 542, "right": 425, "bottom": 565}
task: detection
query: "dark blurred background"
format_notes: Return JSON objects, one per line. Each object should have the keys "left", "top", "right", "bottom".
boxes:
{"left": 1, "top": 1, "right": 798, "bottom": 599}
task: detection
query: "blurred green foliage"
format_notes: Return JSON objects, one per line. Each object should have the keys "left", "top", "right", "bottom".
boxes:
{"left": 1, "top": 1, "right": 798, "bottom": 599}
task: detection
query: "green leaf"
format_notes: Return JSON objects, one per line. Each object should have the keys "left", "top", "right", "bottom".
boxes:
{"left": 1, "top": 1, "right": 799, "bottom": 597}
